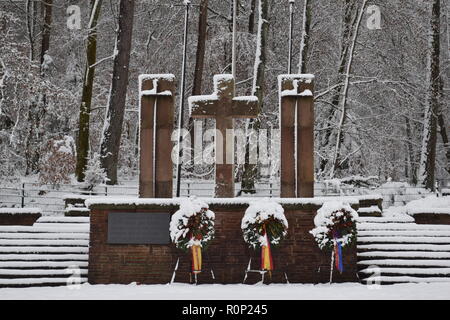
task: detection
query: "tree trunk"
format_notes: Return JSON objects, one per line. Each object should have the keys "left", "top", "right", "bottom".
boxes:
{"left": 437, "top": 5, "right": 450, "bottom": 174}
{"left": 248, "top": 0, "right": 257, "bottom": 34}
{"left": 192, "top": 0, "right": 208, "bottom": 96}
{"left": 40, "top": 0, "right": 52, "bottom": 66}
{"left": 100, "top": 0, "right": 135, "bottom": 185}
{"left": 26, "top": 0, "right": 36, "bottom": 61}
{"left": 419, "top": 0, "right": 441, "bottom": 189}
{"left": 405, "top": 115, "right": 418, "bottom": 184}
{"left": 76, "top": 0, "right": 103, "bottom": 182}
{"left": 298, "top": 0, "right": 312, "bottom": 74}
{"left": 437, "top": 94, "right": 450, "bottom": 175}
{"left": 189, "top": 0, "right": 209, "bottom": 173}
{"left": 241, "top": 0, "right": 269, "bottom": 194}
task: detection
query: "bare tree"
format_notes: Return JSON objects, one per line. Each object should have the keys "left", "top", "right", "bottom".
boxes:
{"left": 100, "top": 0, "right": 135, "bottom": 185}
{"left": 298, "top": 0, "right": 312, "bottom": 73}
{"left": 329, "top": 0, "right": 368, "bottom": 178}
{"left": 76, "top": 0, "right": 103, "bottom": 182}
{"left": 241, "top": 0, "right": 269, "bottom": 194}
{"left": 419, "top": 0, "right": 442, "bottom": 189}
{"left": 40, "top": 0, "right": 53, "bottom": 66}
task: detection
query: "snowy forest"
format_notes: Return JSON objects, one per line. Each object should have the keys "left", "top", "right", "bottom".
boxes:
{"left": 0, "top": 0, "right": 449, "bottom": 191}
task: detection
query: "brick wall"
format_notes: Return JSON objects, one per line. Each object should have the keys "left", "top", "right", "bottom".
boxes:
{"left": 88, "top": 203, "right": 358, "bottom": 285}
{"left": 0, "top": 213, "right": 41, "bottom": 226}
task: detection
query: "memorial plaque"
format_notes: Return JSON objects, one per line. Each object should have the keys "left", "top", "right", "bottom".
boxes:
{"left": 107, "top": 212, "right": 170, "bottom": 244}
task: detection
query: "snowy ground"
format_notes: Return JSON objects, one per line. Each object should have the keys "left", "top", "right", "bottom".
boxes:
{"left": 1, "top": 282, "right": 450, "bottom": 300}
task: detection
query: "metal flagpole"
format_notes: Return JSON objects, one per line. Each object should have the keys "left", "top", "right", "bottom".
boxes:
{"left": 288, "top": 0, "right": 295, "bottom": 74}
{"left": 176, "top": 0, "right": 191, "bottom": 197}
{"left": 232, "top": 0, "right": 237, "bottom": 82}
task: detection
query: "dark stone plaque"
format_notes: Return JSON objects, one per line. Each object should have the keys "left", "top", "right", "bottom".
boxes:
{"left": 107, "top": 212, "right": 170, "bottom": 244}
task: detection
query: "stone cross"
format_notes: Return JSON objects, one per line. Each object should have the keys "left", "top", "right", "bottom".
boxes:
{"left": 189, "top": 75, "right": 259, "bottom": 198}
{"left": 139, "top": 74, "right": 175, "bottom": 198}
{"left": 279, "top": 74, "right": 315, "bottom": 198}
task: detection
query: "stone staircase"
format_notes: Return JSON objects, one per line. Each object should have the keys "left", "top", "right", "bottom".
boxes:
{"left": 0, "top": 216, "right": 89, "bottom": 287}
{"left": 357, "top": 216, "right": 450, "bottom": 284}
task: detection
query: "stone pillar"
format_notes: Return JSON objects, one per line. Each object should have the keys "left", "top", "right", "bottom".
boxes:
{"left": 279, "top": 74, "right": 315, "bottom": 198}
{"left": 139, "top": 74, "right": 175, "bottom": 198}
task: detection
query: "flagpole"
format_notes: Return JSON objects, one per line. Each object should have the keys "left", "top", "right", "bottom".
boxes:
{"left": 232, "top": 0, "right": 237, "bottom": 83}
{"left": 329, "top": 247, "right": 334, "bottom": 284}
{"left": 176, "top": 0, "right": 191, "bottom": 197}
{"left": 288, "top": 0, "right": 295, "bottom": 74}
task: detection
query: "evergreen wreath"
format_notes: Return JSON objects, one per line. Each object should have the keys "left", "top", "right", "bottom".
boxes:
{"left": 169, "top": 197, "right": 215, "bottom": 251}
{"left": 310, "top": 201, "right": 358, "bottom": 250}
{"left": 241, "top": 200, "right": 288, "bottom": 249}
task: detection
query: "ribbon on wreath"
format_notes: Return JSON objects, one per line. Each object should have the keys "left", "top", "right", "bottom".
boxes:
{"left": 261, "top": 225, "right": 274, "bottom": 272}
{"left": 191, "top": 244, "right": 202, "bottom": 274}
{"left": 332, "top": 230, "right": 344, "bottom": 273}
{"left": 190, "top": 234, "right": 203, "bottom": 274}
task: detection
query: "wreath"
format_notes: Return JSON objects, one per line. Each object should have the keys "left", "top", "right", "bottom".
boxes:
{"left": 309, "top": 201, "right": 358, "bottom": 250}
{"left": 169, "top": 197, "right": 215, "bottom": 251}
{"left": 241, "top": 200, "right": 288, "bottom": 249}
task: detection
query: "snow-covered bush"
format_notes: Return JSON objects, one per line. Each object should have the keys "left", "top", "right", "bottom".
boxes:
{"left": 241, "top": 200, "right": 288, "bottom": 249}
{"left": 170, "top": 197, "right": 215, "bottom": 251}
{"left": 38, "top": 136, "right": 76, "bottom": 186}
{"left": 310, "top": 201, "right": 358, "bottom": 250}
{"left": 82, "top": 152, "right": 109, "bottom": 190}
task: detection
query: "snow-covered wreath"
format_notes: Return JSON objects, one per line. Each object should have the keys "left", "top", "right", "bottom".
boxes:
{"left": 309, "top": 201, "right": 358, "bottom": 250}
{"left": 241, "top": 200, "right": 289, "bottom": 249}
{"left": 170, "top": 197, "right": 215, "bottom": 251}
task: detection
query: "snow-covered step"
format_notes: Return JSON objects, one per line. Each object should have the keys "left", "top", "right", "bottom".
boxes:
{"left": 0, "top": 246, "right": 88, "bottom": 253}
{"left": 31, "top": 223, "right": 90, "bottom": 228}
{"left": 357, "top": 215, "right": 450, "bottom": 285}
{"left": 358, "top": 223, "right": 450, "bottom": 231}
{"left": 36, "top": 217, "right": 89, "bottom": 223}
{"left": 0, "top": 268, "right": 88, "bottom": 276}
{"left": 358, "top": 236, "right": 450, "bottom": 244}
{"left": 358, "top": 244, "right": 450, "bottom": 251}
{"left": 0, "top": 261, "right": 88, "bottom": 268}
{"left": 357, "top": 216, "right": 414, "bottom": 223}
{"left": 359, "top": 267, "right": 450, "bottom": 276}
{"left": 0, "top": 232, "right": 89, "bottom": 239}
{"left": 0, "top": 239, "right": 89, "bottom": 246}
{"left": 0, "top": 217, "right": 90, "bottom": 288}
{"left": 358, "top": 230, "right": 450, "bottom": 237}
{"left": 358, "top": 259, "right": 450, "bottom": 267}
{"left": 0, "top": 277, "right": 88, "bottom": 286}
{"left": 0, "top": 226, "right": 88, "bottom": 233}
{"left": 360, "top": 276, "right": 450, "bottom": 284}
{"left": 0, "top": 254, "right": 88, "bottom": 261}
{"left": 358, "top": 251, "right": 450, "bottom": 259}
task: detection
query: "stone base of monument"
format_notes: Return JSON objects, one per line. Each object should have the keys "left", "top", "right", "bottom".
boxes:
{"left": 0, "top": 208, "right": 42, "bottom": 226}
{"left": 413, "top": 212, "right": 450, "bottom": 225}
{"left": 86, "top": 198, "right": 359, "bottom": 285}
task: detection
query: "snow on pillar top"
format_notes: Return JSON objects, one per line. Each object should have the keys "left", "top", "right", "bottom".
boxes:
{"left": 278, "top": 74, "right": 315, "bottom": 97}
{"left": 139, "top": 74, "right": 175, "bottom": 96}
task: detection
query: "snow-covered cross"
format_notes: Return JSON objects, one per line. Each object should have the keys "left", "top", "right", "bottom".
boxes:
{"left": 278, "top": 74, "right": 315, "bottom": 198}
{"left": 139, "top": 74, "right": 176, "bottom": 198}
{"left": 189, "top": 75, "right": 259, "bottom": 198}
